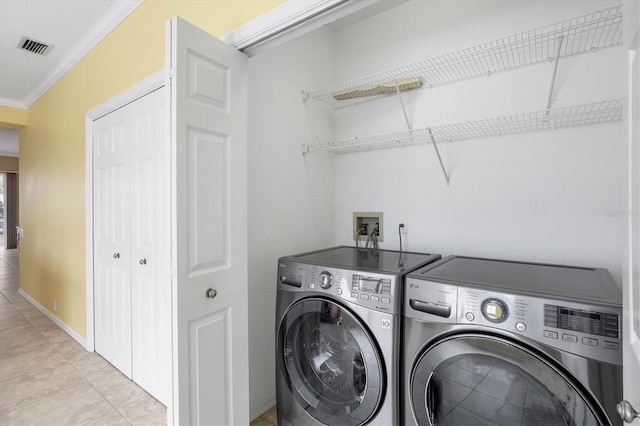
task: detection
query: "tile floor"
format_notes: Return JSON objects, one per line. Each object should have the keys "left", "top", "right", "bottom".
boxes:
{"left": 0, "top": 248, "right": 167, "bottom": 425}
{"left": 0, "top": 247, "right": 277, "bottom": 426}
{"left": 249, "top": 406, "right": 277, "bottom": 426}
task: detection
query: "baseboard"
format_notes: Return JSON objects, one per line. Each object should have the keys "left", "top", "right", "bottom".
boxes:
{"left": 251, "top": 395, "right": 277, "bottom": 422}
{"left": 18, "top": 289, "right": 88, "bottom": 349}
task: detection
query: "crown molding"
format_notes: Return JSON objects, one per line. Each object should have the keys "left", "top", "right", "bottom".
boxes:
{"left": 0, "top": 97, "right": 27, "bottom": 110}
{"left": 19, "top": 0, "right": 144, "bottom": 109}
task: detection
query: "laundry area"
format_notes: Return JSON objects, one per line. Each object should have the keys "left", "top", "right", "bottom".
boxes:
{"left": 249, "top": 0, "right": 638, "bottom": 425}
{"left": 2, "top": 0, "right": 637, "bottom": 424}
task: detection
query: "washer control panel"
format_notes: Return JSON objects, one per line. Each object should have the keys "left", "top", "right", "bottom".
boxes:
{"left": 457, "top": 287, "right": 621, "bottom": 365}
{"left": 404, "top": 278, "right": 622, "bottom": 366}
{"left": 278, "top": 261, "right": 400, "bottom": 314}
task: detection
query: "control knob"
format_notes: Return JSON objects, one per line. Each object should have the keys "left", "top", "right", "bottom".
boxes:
{"left": 481, "top": 298, "right": 508, "bottom": 323}
{"left": 318, "top": 271, "right": 333, "bottom": 289}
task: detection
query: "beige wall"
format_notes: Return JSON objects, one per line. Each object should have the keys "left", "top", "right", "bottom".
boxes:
{"left": 18, "top": 0, "right": 284, "bottom": 338}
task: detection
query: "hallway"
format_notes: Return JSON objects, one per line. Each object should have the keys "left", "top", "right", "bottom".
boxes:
{"left": 0, "top": 248, "right": 166, "bottom": 425}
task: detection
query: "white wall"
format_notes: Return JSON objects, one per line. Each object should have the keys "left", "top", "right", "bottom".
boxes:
{"left": 330, "top": 0, "right": 627, "bottom": 285}
{"left": 0, "top": 129, "right": 19, "bottom": 157}
{"left": 247, "top": 0, "right": 629, "bottom": 417}
{"left": 247, "top": 28, "right": 335, "bottom": 418}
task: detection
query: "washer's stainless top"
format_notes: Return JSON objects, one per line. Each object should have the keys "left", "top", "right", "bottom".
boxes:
{"left": 286, "top": 245, "right": 441, "bottom": 276}
{"left": 411, "top": 256, "right": 621, "bottom": 306}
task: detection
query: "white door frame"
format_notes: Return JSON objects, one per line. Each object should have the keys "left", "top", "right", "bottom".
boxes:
{"left": 85, "top": 70, "right": 165, "bottom": 352}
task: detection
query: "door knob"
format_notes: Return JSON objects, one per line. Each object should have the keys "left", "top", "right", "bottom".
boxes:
{"left": 139, "top": 258, "right": 147, "bottom": 265}
{"left": 617, "top": 400, "right": 640, "bottom": 423}
{"left": 113, "top": 253, "right": 120, "bottom": 259}
{"left": 205, "top": 288, "right": 217, "bottom": 299}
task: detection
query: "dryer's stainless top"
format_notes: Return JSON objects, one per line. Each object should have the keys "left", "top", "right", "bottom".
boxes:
{"left": 411, "top": 256, "right": 621, "bottom": 306}
{"left": 285, "top": 246, "right": 440, "bottom": 276}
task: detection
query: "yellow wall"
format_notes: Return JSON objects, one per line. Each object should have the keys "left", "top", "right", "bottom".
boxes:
{"left": 19, "top": 0, "right": 285, "bottom": 338}
{"left": 0, "top": 106, "right": 27, "bottom": 130}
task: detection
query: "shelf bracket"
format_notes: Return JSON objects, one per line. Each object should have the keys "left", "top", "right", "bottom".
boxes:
{"left": 546, "top": 36, "right": 565, "bottom": 112}
{"left": 427, "top": 128, "right": 451, "bottom": 188}
{"left": 395, "top": 80, "right": 413, "bottom": 131}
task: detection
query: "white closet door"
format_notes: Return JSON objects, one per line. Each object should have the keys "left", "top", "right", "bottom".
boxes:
{"left": 130, "top": 88, "right": 171, "bottom": 405}
{"left": 93, "top": 103, "right": 133, "bottom": 378}
{"left": 168, "top": 16, "right": 249, "bottom": 425}
{"left": 94, "top": 89, "right": 170, "bottom": 401}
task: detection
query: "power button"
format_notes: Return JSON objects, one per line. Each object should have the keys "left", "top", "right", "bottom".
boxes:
{"left": 516, "top": 322, "right": 526, "bottom": 332}
{"left": 465, "top": 312, "right": 475, "bottom": 321}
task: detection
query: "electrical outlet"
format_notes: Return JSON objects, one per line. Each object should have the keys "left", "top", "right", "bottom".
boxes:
{"left": 399, "top": 217, "right": 408, "bottom": 234}
{"left": 53, "top": 299, "right": 57, "bottom": 312}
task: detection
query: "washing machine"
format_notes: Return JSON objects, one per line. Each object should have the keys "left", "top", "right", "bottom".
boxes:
{"left": 403, "top": 255, "right": 623, "bottom": 426}
{"left": 276, "top": 246, "right": 441, "bottom": 425}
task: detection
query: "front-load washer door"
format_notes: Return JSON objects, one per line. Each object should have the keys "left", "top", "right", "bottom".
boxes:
{"left": 278, "top": 297, "right": 385, "bottom": 425}
{"left": 409, "top": 333, "right": 605, "bottom": 426}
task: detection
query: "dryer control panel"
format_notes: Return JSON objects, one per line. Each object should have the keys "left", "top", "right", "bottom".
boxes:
{"left": 404, "top": 278, "right": 622, "bottom": 366}
{"left": 278, "top": 261, "right": 401, "bottom": 314}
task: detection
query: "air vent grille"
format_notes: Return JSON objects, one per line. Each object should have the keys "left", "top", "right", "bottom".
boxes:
{"left": 17, "top": 36, "right": 53, "bottom": 56}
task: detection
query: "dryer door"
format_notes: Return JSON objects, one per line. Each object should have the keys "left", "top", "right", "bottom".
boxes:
{"left": 409, "top": 333, "right": 605, "bottom": 426}
{"left": 278, "top": 297, "right": 385, "bottom": 425}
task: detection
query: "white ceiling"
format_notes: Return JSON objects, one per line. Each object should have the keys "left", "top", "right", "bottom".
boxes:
{"left": 0, "top": 0, "right": 141, "bottom": 109}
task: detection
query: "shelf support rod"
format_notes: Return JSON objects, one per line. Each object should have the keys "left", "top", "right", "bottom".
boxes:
{"left": 546, "top": 36, "right": 565, "bottom": 112}
{"left": 428, "top": 128, "right": 451, "bottom": 188}
{"left": 395, "top": 80, "right": 412, "bottom": 131}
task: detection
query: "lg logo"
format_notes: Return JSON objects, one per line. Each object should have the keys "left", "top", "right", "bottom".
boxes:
{"left": 381, "top": 316, "right": 391, "bottom": 330}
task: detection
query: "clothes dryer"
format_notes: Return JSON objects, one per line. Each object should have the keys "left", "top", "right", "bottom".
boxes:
{"left": 276, "top": 246, "right": 440, "bottom": 425}
{"left": 403, "top": 256, "right": 623, "bottom": 426}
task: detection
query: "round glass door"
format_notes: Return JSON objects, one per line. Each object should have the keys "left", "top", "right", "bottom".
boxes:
{"left": 278, "top": 297, "right": 384, "bottom": 425}
{"left": 410, "top": 334, "right": 603, "bottom": 426}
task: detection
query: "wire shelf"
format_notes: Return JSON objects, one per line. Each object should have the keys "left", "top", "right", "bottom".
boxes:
{"left": 303, "top": 5, "right": 623, "bottom": 109}
{"left": 304, "top": 100, "right": 623, "bottom": 155}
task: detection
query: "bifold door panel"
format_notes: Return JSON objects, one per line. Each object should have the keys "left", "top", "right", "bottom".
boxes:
{"left": 93, "top": 88, "right": 170, "bottom": 405}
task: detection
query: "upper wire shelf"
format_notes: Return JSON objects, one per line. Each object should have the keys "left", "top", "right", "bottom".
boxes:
{"left": 304, "top": 99, "right": 623, "bottom": 155}
{"left": 303, "top": 5, "right": 623, "bottom": 109}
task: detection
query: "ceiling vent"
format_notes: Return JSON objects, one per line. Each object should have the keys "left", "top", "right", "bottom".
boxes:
{"left": 17, "top": 36, "right": 54, "bottom": 56}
